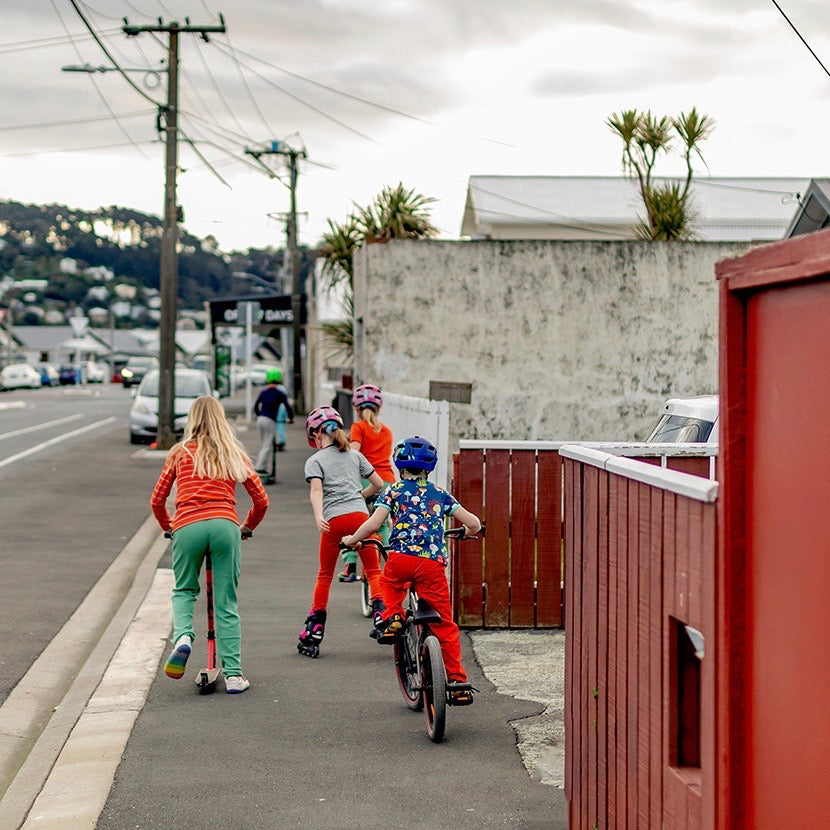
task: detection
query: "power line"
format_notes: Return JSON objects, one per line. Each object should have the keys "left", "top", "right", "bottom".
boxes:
{"left": 215, "top": 40, "right": 435, "bottom": 126}
{"left": 51, "top": 0, "right": 154, "bottom": 161}
{"left": 212, "top": 33, "right": 276, "bottom": 137}
{"left": 0, "top": 28, "right": 122, "bottom": 54}
{"left": 210, "top": 40, "right": 376, "bottom": 143}
{"left": 2, "top": 139, "right": 158, "bottom": 157}
{"left": 0, "top": 109, "right": 153, "bottom": 132}
{"left": 769, "top": 0, "right": 830, "bottom": 80}
{"left": 66, "top": 0, "right": 163, "bottom": 107}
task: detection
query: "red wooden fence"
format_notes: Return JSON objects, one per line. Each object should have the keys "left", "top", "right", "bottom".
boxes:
{"left": 450, "top": 440, "right": 716, "bottom": 630}
{"left": 561, "top": 445, "right": 718, "bottom": 830}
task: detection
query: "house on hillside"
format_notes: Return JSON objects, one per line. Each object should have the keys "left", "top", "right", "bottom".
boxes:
{"left": 460, "top": 175, "right": 810, "bottom": 242}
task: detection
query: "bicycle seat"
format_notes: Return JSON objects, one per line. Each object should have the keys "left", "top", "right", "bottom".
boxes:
{"left": 413, "top": 597, "right": 442, "bottom": 625}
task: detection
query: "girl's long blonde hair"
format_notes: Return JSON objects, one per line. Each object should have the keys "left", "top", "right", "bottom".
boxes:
{"left": 169, "top": 396, "right": 251, "bottom": 481}
{"left": 358, "top": 405, "right": 381, "bottom": 432}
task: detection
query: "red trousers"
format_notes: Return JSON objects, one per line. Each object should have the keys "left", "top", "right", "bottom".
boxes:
{"left": 312, "top": 512, "right": 382, "bottom": 611}
{"left": 381, "top": 553, "right": 467, "bottom": 682}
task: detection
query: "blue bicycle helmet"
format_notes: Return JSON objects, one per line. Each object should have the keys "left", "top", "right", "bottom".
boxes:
{"left": 393, "top": 436, "right": 438, "bottom": 472}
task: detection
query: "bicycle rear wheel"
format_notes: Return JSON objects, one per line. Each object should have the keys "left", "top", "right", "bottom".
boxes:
{"left": 394, "top": 617, "right": 423, "bottom": 710}
{"left": 360, "top": 575, "right": 372, "bottom": 617}
{"left": 422, "top": 635, "right": 447, "bottom": 742}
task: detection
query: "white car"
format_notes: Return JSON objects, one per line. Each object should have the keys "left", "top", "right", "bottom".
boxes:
{"left": 84, "top": 360, "right": 107, "bottom": 383}
{"left": 1, "top": 363, "right": 42, "bottom": 390}
{"left": 129, "top": 368, "right": 213, "bottom": 444}
{"left": 645, "top": 395, "right": 719, "bottom": 444}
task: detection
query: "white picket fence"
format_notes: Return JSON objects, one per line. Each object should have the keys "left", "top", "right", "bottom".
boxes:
{"left": 382, "top": 392, "right": 450, "bottom": 489}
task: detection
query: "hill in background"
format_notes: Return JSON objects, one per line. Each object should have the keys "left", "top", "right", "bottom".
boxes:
{"left": 0, "top": 199, "right": 313, "bottom": 326}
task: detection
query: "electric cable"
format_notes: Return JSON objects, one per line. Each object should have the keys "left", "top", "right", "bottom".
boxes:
{"left": 212, "top": 32, "right": 276, "bottom": 137}
{"left": 192, "top": 35, "right": 249, "bottom": 137}
{"left": 212, "top": 40, "right": 434, "bottom": 127}
{"left": 210, "top": 41, "right": 375, "bottom": 143}
{"left": 66, "top": 0, "right": 162, "bottom": 107}
{"left": 769, "top": 0, "right": 830, "bottom": 80}
{"left": 51, "top": 0, "right": 155, "bottom": 160}
{"left": 3, "top": 139, "right": 158, "bottom": 157}
{"left": 0, "top": 110, "right": 153, "bottom": 132}
{"left": 0, "top": 28, "right": 122, "bottom": 54}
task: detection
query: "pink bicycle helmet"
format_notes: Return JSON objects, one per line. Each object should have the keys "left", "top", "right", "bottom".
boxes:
{"left": 305, "top": 405, "right": 344, "bottom": 447}
{"left": 352, "top": 384, "right": 382, "bottom": 409}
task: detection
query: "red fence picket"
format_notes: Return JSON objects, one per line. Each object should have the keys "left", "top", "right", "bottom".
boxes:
{"left": 451, "top": 443, "right": 563, "bottom": 628}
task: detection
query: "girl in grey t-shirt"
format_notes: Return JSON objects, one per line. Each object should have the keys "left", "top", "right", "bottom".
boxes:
{"left": 297, "top": 405, "right": 385, "bottom": 657}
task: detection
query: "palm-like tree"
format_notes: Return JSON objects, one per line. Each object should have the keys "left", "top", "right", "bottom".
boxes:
{"left": 607, "top": 107, "right": 715, "bottom": 240}
{"left": 318, "top": 183, "right": 438, "bottom": 360}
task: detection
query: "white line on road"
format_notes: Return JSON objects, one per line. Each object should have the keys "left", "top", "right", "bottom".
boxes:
{"left": 0, "top": 401, "right": 26, "bottom": 412}
{"left": 0, "top": 417, "right": 116, "bottom": 469}
{"left": 0, "top": 414, "right": 83, "bottom": 442}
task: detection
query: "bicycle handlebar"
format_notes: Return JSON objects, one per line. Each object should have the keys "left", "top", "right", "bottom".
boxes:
{"left": 339, "top": 523, "right": 486, "bottom": 554}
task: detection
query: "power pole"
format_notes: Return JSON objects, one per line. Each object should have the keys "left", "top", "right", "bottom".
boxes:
{"left": 245, "top": 142, "right": 307, "bottom": 412}
{"left": 123, "top": 17, "right": 226, "bottom": 448}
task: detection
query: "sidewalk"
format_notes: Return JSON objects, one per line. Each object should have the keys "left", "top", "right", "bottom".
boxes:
{"left": 225, "top": 395, "right": 565, "bottom": 788}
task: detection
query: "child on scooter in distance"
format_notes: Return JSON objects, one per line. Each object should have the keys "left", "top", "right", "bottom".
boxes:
{"left": 341, "top": 436, "right": 482, "bottom": 705}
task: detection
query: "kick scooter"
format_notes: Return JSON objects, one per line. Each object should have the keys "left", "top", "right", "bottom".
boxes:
{"left": 196, "top": 551, "right": 221, "bottom": 694}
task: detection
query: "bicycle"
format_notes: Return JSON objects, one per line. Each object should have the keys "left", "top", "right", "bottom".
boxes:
{"left": 342, "top": 524, "right": 484, "bottom": 743}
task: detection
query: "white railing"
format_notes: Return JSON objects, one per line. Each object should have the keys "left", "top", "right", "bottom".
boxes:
{"left": 383, "top": 392, "right": 450, "bottom": 489}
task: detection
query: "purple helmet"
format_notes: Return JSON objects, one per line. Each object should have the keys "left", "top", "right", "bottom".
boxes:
{"left": 305, "top": 405, "right": 343, "bottom": 447}
{"left": 352, "top": 384, "right": 382, "bottom": 409}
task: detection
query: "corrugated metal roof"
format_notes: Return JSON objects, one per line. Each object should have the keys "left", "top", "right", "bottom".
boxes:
{"left": 462, "top": 175, "right": 812, "bottom": 241}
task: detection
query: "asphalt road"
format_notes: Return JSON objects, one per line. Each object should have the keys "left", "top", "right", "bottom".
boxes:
{"left": 0, "top": 385, "right": 567, "bottom": 829}
{"left": 0, "top": 383, "right": 158, "bottom": 707}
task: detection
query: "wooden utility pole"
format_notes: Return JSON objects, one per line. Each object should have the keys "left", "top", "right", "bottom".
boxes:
{"left": 245, "top": 142, "right": 307, "bottom": 412}
{"left": 123, "top": 17, "right": 226, "bottom": 448}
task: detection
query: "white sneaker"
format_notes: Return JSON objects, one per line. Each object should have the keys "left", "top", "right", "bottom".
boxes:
{"left": 225, "top": 675, "right": 250, "bottom": 694}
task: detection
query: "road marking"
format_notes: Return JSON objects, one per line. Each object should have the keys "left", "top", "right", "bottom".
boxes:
{"left": 0, "top": 417, "right": 116, "bottom": 469}
{"left": 0, "top": 401, "right": 26, "bottom": 412}
{"left": 0, "top": 414, "right": 83, "bottom": 442}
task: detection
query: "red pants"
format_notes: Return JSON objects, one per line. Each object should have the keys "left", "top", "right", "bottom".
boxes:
{"left": 381, "top": 553, "right": 467, "bottom": 682}
{"left": 312, "top": 513, "right": 382, "bottom": 611}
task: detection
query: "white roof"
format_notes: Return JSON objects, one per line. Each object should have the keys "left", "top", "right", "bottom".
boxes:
{"left": 461, "top": 175, "right": 812, "bottom": 241}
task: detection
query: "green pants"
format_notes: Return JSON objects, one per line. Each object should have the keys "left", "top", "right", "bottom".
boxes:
{"left": 171, "top": 518, "right": 243, "bottom": 676}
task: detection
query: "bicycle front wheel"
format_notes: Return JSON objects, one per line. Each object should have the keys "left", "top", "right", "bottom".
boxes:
{"left": 422, "top": 635, "right": 447, "bottom": 742}
{"left": 394, "top": 617, "right": 423, "bottom": 710}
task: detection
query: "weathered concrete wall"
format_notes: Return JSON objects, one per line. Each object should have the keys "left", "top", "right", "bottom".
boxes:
{"left": 353, "top": 239, "right": 750, "bottom": 447}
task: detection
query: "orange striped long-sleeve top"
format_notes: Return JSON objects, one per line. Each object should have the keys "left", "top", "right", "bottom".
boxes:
{"left": 150, "top": 442, "right": 269, "bottom": 533}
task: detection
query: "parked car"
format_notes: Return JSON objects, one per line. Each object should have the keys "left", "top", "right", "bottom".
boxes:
{"left": 58, "top": 364, "right": 83, "bottom": 385}
{"left": 0, "top": 363, "right": 42, "bottom": 390}
{"left": 129, "top": 368, "right": 213, "bottom": 444}
{"left": 84, "top": 360, "right": 106, "bottom": 383}
{"left": 121, "top": 356, "right": 159, "bottom": 388}
{"left": 35, "top": 362, "right": 60, "bottom": 387}
{"left": 645, "top": 395, "right": 719, "bottom": 444}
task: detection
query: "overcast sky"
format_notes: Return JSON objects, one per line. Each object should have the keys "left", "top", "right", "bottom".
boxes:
{"left": 1, "top": 0, "right": 828, "bottom": 251}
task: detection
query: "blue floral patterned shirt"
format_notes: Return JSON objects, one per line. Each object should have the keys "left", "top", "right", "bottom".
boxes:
{"left": 375, "top": 478, "right": 460, "bottom": 565}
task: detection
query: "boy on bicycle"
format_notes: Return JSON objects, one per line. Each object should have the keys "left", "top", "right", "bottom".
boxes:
{"left": 342, "top": 436, "right": 482, "bottom": 705}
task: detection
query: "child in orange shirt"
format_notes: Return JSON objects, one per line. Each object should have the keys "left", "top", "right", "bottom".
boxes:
{"left": 339, "top": 384, "right": 395, "bottom": 582}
